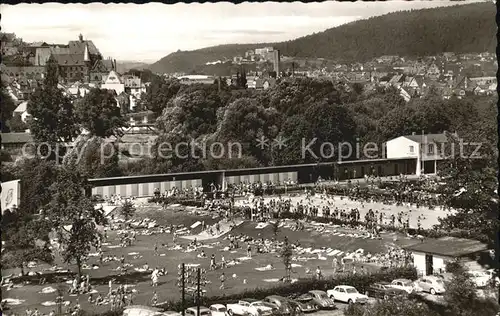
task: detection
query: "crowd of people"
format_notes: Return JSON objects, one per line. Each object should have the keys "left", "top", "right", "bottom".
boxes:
{"left": 4, "top": 175, "right": 447, "bottom": 316}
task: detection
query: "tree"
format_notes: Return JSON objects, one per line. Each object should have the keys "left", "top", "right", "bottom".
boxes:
{"left": 216, "top": 98, "right": 282, "bottom": 164}
{"left": 344, "top": 297, "right": 439, "bottom": 316}
{"left": 443, "top": 263, "right": 499, "bottom": 316}
{"left": 435, "top": 135, "right": 498, "bottom": 244}
{"left": 263, "top": 77, "right": 343, "bottom": 117}
{"left": 1, "top": 79, "right": 17, "bottom": 133}
{"left": 45, "top": 167, "right": 107, "bottom": 281}
{"left": 150, "top": 132, "right": 205, "bottom": 174}
{"left": 63, "top": 135, "right": 122, "bottom": 179}
{"left": 277, "top": 100, "right": 357, "bottom": 165}
{"left": 1, "top": 208, "right": 53, "bottom": 276}
{"left": 17, "top": 158, "right": 57, "bottom": 215}
{"left": 7, "top": 115, "right": 28, "bottom": 132}
{"left": 28, "top": 56, "right": 79, "bottom": 159}
{"left": 142, "top": 76, "right": 181, "bottom": 116}
{"left": 157, "top": 84, "right": 223, "bottom": 138}
{"left": 75, "top": 88, "right": 126, "bottom": 137}
{"left": 120, "top": 200, "right": 136, "bottom": 221}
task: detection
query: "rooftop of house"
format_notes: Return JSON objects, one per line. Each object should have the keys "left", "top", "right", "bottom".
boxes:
{"left": 68, "top": 39, "right": 100, "bottom": 56}
{"left": 403, "top": 236, "right": 488, "bottom": 257}
{"left": 14, "top": 101, "right": 28, "bottom": 113}
{"left": 52, "top": 53, "right": 86, "bottom": 66}
{"left": 402, "top": 133, "right": 452, "bottom": 144}
{"left": 1, "top": 132, "right": 33, "bottom": 144}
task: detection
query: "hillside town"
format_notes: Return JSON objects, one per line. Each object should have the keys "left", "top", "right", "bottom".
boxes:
{"left": 2, "top": 31, "right": 497, "bottom": 125}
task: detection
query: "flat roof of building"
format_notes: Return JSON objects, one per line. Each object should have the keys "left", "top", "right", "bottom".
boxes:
{"left": 1, "top": 132, "right": 33, "bottom": 144}
{"left": 402, "top": 236, "right": 488, "bottom": 257}
{"left": 88, "top": 157, "right": 415, "bottom": 185}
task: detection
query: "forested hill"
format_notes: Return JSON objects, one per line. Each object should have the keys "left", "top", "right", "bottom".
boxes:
{"left": 148, "top": 2, "right": 495, "bottom": 74}
{"left": 275, "top": 2, "right": 496, "bottom": 61}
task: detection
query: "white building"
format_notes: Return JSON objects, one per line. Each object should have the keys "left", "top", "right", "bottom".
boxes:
{"left": 13, "top": 101, "right": 30, "bottom": 123}
{"left": 403, "top": 237, "right": 489, "bottom": 277}
{"left": 385, "top": 133, "right": 451, "bottom": 176}
{"left": 101, "top": 70, "right": 125, "bottom": 95}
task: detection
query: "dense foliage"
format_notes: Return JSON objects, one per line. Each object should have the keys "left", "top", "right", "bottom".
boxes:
{"left": 125, "top": 75, "right": 496, "bottom": 176}
{"left": 75, "top": 88, "right": 127, "bottom": 137}
{"left": 148, "top": 3, "right": 494, "bottom": 73}
{"left": 27, "top": 56, "right": 79, "bottom": 159}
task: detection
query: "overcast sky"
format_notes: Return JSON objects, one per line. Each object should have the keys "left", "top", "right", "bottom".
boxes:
{"left": 1, "top": 1, "right": 487, "bottom": 63}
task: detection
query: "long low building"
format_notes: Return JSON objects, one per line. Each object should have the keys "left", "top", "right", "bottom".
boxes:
{"left": 87, "top": 157, "right": 417, "bottom": 197}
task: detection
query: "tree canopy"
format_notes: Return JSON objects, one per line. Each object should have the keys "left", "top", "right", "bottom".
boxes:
{"left": 75, "top": 88, "right": 126, "bottom": 137}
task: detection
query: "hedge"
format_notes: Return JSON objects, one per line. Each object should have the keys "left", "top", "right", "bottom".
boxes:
{"left": 156, "top": 267, "right": 417, "bottom": 312}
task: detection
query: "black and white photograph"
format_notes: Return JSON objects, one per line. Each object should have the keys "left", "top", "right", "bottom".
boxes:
{"left": 0, "top": 1, "right": 498, "bottom": 316}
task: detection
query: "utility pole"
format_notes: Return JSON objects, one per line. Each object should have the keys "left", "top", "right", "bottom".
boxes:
{"left": 196, "top": 268, "right": 201, "bottom": 316}
{"left": 181, "top": 263, "right": 186, "bottom": 316}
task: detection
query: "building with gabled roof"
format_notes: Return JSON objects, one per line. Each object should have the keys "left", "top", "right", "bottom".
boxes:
{"left": 50, "top": 34, "right": 109, "bottom": 84}
{"left": 385, "top": 132, "right": 456, "bottom": 176}
{"left": 101, "top": 70, "right": 125, "bottom": 95}
{"left": 403, "top": 237, "right": 489, "bottom": 276}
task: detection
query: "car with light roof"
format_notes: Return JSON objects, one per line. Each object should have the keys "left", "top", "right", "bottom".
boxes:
{"left": 366, "top": 282, "right": 408, "bottom": 299}
{"left": 327, "top": 285, "right": 368, "bottom": 304}
{"left": 414, "top": 276, "right": 446, "bottom": 295}
{"left": 185, "top": 306, "right": 211, "bottom": 316}
{"left": 466, "top": 270, "right": 490, "bottom": 288}
{"left": 226, "top": 299, "right": 273, "bottom": 316}
{"left": 123, "top": 306, "right": 181, "bottom": 316}
{"left": 390, "top": 279, "right": 415, "bottom": 294}
{"left": 210, "top": 304, "right": 228, "bottom": 316}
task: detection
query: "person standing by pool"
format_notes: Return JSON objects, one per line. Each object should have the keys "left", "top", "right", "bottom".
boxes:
{"left": 219, "top": 272, "right": 226, "bottom": 289}
{"left": 151, "top": 291, "right": 158, "bottom": 306}
{"left": 151, "top": 267, "right": 159, "bottom": 287}
{"left": 210, "top": 254, "right": 216, "bottom": 270}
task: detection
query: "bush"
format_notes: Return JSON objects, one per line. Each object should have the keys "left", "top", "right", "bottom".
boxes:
{"left": 156, "top": 267, "right": 417, "bottom": 312}
{"left": 344, "top": 296, "right": 440, "bottom": 316}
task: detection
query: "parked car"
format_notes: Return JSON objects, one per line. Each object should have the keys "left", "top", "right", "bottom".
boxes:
{"left": 365, "top": 282, "right": 408, "bottom": 299}
{"left": 327, "top": 286, "right": 368, "bottom": 304}
{"left": 285, "top": 299, "right": 305, "bottom": 315}
{"left": 290, "top": 295, "right": 318, "bottom": 313}
{"left": 466, "top": 271, "right": 490, "bottom": 288}
{"left": 414, "top": 276, "right": 446, "bottom": 295}
{"left": 185, "top": 307, "right": 211, "bottom": 316}
{"left": 250, "top": 301, "right": 280, "bottom": 315}
{"left": 390, "top": 279, "right": 415, "bottom": 294}
{"left": 485, "top": 269, "right": 500, "bottom": 284}
{"left": 227, "top": 299, "right": 273, "bottom": 316}
{"left": 306, "top": 290, "right": 336, "bottom": 310}
{"left": 263, "top": 296, "right": 293, "bottom": 315}
{"left": 123, "top": 306, "right": 180, "bottom": 316}
{"left": 210, "top": 304, "right": 228, "bottom": 316}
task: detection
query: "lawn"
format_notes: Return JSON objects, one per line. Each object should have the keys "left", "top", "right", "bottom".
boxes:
{"left": 2, "top": 196, "right": 432, "bottom": 315}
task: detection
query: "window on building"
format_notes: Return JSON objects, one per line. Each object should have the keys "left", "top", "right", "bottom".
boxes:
{"left": 409, "top": 145, "right": 414, "bottom": 153}
{"left": 428, "top": 144, "right": 434, "bottom": 154}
